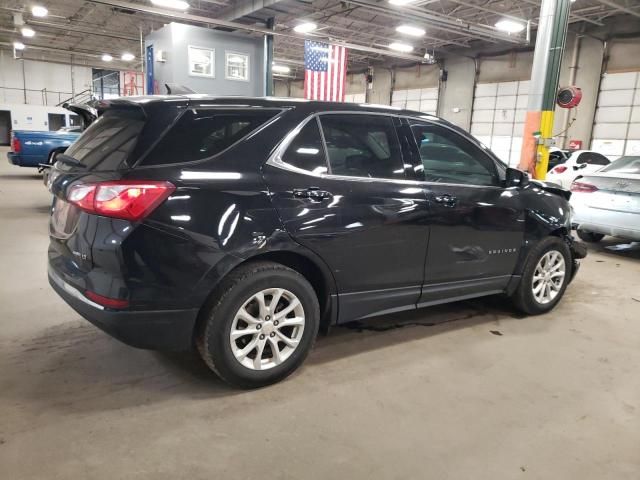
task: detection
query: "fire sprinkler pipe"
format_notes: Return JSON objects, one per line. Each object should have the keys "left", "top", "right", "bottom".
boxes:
{"left": 562, "top": 31, "right": 582, "bottom": 148}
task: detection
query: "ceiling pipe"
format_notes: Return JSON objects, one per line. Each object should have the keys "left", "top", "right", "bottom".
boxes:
{"left": 595, "top": 0, "right": 640, "bottom": 19}
{"left": 27, "top": 20, "right": 140, "bottom": 41}
{"left": 86, "top": 0, "right": 427, "bottom": 62}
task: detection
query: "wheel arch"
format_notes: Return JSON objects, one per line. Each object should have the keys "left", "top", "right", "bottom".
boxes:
{"left": 193, "top": 247, "right": 338, "bottom": 343}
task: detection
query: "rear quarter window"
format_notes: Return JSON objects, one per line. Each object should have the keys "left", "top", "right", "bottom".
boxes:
{"left": 141, "top": 109, "right": 281, "bottom": 166}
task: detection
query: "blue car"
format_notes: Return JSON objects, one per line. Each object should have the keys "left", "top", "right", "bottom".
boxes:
{"left": 7, "top": 103, "right": 96, "bottom": 168}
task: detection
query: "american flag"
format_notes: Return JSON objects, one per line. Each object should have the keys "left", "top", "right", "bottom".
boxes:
{"left": 304, "top": 40, "right": 348, "bottom": 102}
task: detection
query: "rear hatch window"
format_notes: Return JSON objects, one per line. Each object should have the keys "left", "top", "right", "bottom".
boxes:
{"left": 140, "top": 109, "right": 281, "bottom": 166}
{"left": 63, "top": 108, "right": 146, "bottom": 171}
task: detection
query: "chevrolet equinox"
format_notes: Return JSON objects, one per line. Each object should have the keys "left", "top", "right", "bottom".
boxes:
{"left": 47, "top": 96, "right": 586, "bottom": 388}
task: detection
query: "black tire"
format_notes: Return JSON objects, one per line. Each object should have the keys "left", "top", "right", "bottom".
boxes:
{"left": 196, "top": 261, "right": 320, "bottom": 388}
{"left": 576, "top": 229, "right": 604, "bottom": 243}
{"left": 512, "top": 236, "right": 572, "bottom": 315}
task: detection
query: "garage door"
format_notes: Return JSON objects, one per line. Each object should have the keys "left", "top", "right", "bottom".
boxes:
{"left": 391, "top": 87, "right": 438, "bottom": 115}
{"left": 470, "top": 81, "right": 529, "bottom": 166}
{"left": 591, "top": 71, "right": 640, "bottom": 158}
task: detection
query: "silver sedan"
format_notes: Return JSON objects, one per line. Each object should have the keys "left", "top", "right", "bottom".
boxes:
{"left": 570, "top": 156, "right": 640, "bottom": 242}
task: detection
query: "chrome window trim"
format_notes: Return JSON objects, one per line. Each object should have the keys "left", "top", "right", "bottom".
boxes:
{"left": 266, "top": 110, "right": 506, "bottom": 190}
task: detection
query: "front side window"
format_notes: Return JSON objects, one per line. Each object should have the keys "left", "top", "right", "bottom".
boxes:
{"left": 281, "top": 119, "right": 328, "bottom": 175}
{"left": 410, "top": 122, "right": 498, "bottom": 186}
{"left": 143, "top": 109, "right": 280, "bottom": 166}
{"left": 319, "top": 114, "right": 405, "bottom": 180}
{"left": 225, "top": 52, "right": 249, "bottom": 81}
{"left": 188, "top": 46, "right": 215, "bottom": 77}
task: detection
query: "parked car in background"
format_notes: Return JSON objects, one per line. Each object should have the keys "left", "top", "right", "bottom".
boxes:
{"left": 6, "top": 103, "right": 96, "bottom": 168}
{"left": 548, "top": 147, "right": 569, "bottom": 172}
{"left": 546, "top": 150, "right": 610, "bottom": 188}
{"left": 571, "top": 156, "right": 640, "bottom": 242}
{"left": 47, "top": 96, "right": 586, "bottom": 388}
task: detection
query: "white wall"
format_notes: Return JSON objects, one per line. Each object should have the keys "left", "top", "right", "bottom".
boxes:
{"left": 0, "top": 103, "right": 77, "bottom": 131}
{"left": 0, "top": 50, "right": 92, "bottom": 106}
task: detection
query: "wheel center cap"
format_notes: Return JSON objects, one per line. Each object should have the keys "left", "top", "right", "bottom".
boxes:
{"left": 262, "top": 321, "right": 275, "bottom": 335}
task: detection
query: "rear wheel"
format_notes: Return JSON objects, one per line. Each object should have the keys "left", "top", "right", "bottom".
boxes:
{"left": 512, "top": 236, "right": 572, "bottom": 315}
{"left": 576, "top": 229, "right": 604, "bottom": 243}
{"left": 196, "top": 261, "right": 319, "bottom": 388}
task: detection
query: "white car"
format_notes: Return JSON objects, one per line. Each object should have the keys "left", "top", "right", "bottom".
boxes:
{"left": 570, "top": 156, "right": 640, "bottom": 242}
{"left": 546, "top": 150, "right": 611, "bottom": 188}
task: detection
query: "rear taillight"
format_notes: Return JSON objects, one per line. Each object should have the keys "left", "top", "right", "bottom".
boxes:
{"left": 68, "top": 180, "right": 176, "bottom": 221}
{"left": 11, "top": 134, "right": 21, "bottom": 153}
{"left": 570, "top": 181, "right": 598, "bottom": 193}
{"left": 551, "top": 165, "right": 567, "bottom": 174}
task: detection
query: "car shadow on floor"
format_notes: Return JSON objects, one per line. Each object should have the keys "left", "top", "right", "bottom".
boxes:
{"left": 2, "top": 295, "right": 531, "bottom": 414}
{"left": 0, "top": 173, "right": 43, "bottom": 181}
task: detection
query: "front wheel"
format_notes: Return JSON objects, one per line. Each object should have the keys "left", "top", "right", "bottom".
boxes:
{"left": 196, "top": 261, "right": 319, "bottom": 388}
{"left": 512, "top": 237, "right": 572, "bottom": 315}
{"left": 577, "top": 230, "right": 604, "bottom": 243}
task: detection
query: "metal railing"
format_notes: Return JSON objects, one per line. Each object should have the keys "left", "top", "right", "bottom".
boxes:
{"left": 0, "top": 86, "right": 80, "bottom": 106}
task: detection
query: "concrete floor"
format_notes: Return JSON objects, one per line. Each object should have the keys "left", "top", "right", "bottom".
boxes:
{"left": 1, "top": 146, "right": 639, "bottom": 479}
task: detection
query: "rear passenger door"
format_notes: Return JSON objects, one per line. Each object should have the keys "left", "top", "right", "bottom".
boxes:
{"left": 264, "top": 113, "right": 430, "bottom": 322}
{"left": 406, "top": 119, "right": 524, "bottom": 304}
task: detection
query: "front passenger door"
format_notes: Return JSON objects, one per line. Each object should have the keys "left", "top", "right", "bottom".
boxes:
{"left": 407, "top": 120, "right": 524, "bottom": 303}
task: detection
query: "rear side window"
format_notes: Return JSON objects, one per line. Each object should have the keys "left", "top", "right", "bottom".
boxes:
{"left": 281, "top": 119, "right": 328, "bottom": 175}
{"left": 143, "top": 109, "right": 280, "bottom": 166}
{"left": 64, "top": 108, "right": 145, "bottom": 171}
{"left": 576, "top": 152, "right": 610, "bottom": 166}
{"left": 319, "top": 114, "right": 405, "bottom": 179}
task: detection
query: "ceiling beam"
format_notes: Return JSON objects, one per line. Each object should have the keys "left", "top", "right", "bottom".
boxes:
{"left": 86, "top": 0, "right": 428, "bottom": 62}
{"left": 595, "top": 0, "right": 640, "bottom": 18}
{"left": 27, "top": 19, "right": 140, "bottom": 41}
{"left": 216, "top": 0, "right": 285, "bottom": 21}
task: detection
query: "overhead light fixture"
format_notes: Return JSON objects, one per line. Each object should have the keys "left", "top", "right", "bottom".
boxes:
{"left": 389, "top": 0, "right": 416, "bottom": 5}
{"left": 102, "top": 54, "right": 113, "bottom": 62}
{"left": 272, "top": 65, "right": 291, "bottom": 74}
{"left": 293, "top": 22, "right": 317, "bottom": 34}
{"left": 13, "top": 41, "right": 25, "bottom": 50}
{"left": 121, "top": 52, "right": 135, "bottom": 61}
{"left": 389, "top": 42, "right": 414, "bottom": 53}
{"left": 150, "top": 0, "right": 190, "bottom": 10}
{"left": 396, "top": 25, "right": 425, "bottom": 37}
{"left": 31, "top": 5, "right": 48, "bottom": 17}
{"left": 21, "top": 27, "right": 35, "bottom": 37}
{"left": 495, "top": 19, "right": 525, "bottom": 33}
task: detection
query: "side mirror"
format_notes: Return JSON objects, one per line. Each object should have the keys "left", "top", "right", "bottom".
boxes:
{"left": 505, "top": 167, "right": 530, "bottom": 188}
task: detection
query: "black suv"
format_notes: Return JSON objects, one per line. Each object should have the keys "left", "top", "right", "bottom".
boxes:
{"left": 47, "top": 96, "right": 586, "bottom": 388}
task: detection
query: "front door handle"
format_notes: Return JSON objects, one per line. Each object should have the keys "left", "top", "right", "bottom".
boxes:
{"left": 293, "top": 187, "right": 333, "bottom": 201}
{"left": 433, "top": 194, "right": 458, "bottom": 207}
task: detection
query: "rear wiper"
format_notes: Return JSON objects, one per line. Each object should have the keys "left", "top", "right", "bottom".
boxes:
{"left": 56, "top": 154, "right": 87, "bottom": 169}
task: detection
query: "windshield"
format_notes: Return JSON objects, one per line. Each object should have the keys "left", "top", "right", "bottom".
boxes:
{"left": 600, "top": 156, "right": 640, "bottom": 175}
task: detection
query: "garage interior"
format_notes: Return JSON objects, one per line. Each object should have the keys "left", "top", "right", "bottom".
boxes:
{"left": 1, "top": 0, "right": 639, "bottom": 478}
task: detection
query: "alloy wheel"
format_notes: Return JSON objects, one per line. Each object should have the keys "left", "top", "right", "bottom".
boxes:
{"left": 229, "top": 288, "right": 305, "bottom": 370}
{"left": 531, "top": 250, "right": 566, "bottom": 304}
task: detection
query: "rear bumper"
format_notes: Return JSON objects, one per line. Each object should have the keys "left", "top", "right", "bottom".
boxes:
{"left": 7, "top": 152, "right": 41, "bottom": 167}
{"left": 49, "top": 268, "right": 199, "bottom": 351}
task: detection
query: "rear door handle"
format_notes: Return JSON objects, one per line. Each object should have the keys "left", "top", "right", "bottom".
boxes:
{"left": 434, "top": 194, "right": 458, "bottom": 207}
{"left": 293, "top": 187, "right": 333, "bottom": 201}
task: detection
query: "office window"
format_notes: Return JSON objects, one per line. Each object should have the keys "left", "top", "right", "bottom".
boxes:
{"left": 189, "top": 46, "right": 215, "bottom": 77}
{"left": 226, "top": 52, "right": 249, "bottom": 81}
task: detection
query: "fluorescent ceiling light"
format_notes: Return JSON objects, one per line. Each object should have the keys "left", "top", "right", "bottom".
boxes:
{"left": 21, "top": 27, "right": 35, "bottom": 37}
{"left": 293, "top": 22, "right": 317, "bottom": 34}
{"left": 150, "top": 0, "right": 190, "bottom": 10}
{"left": 102, "top": 54, "right": 113, "bottom": 62}
{"left": 13, "top": 41, "right": 25, "bottom": 50}
{"left": 389, "top": 0, "right": 416, "bottom": 5}
{"left": 396, "top": 25, "right": 425, "bottom": 37}
{"left": 121, "top": 52, "right": 135, "bottom": 61}
{"left": 495, "top": 19, "right": 525, "bottom": 33}
{"left": 272, "top": 65, "right": 291, "bottom": 74}
{"left": 389, "top": 42, "right": 414, "bottom": 53}
{"left": 31, "top": 5, "right": 48, "bottom": 17}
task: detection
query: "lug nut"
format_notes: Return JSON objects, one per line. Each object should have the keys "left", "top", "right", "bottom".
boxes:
{"left": 273, "top": 320, "right": 279, "bottom": 326}
{"left": 265, "top": 315, "right": 270, "bottom": 321}
{"left": 270, "top": 332, "right": 276, "bottom": 337}
{"left": 259, "top": 334, "right": 265, "bottom": 340}
{"left": 256, "top": 324, "right": 262, "bottom": 330}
